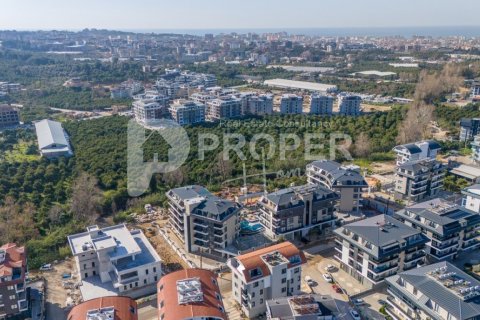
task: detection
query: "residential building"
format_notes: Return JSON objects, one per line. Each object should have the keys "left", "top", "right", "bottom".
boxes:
{"left": 244, "top": 94, "right": 274, "bottom": 115}
{"left": 157, "top": 268, "right": 227, "bottom": 320}
{"left": 0, "top": 104, "right": 19, "bottom": 128}
{"left": 449, "top": 164, "right": 480, "bottom": 184}
{"left": 169, "top": 100, "right": 205, "bottom": 125}
{"left": 227, "top": 242, "right": 307, "bottom": 319}
{"left": 190, "top": 92, "right": 215, "bottom": 105}
{"left": 279, "top": 94, "right": 303, "bottom": 114}
{"left": 393, "top": 140, "right": 441, "bottom": 166}
{"left": 385, "top": 262, "right": 480, "bottom": 320}
{"left": 460, "top": 118, "right": 480, "bottom": 142}
{"left": 266, "top": 295, "right": 339, "bottom": 320}
{"left": 394, "top": 159, "right": 445, "bottom": 202}
{"left": 462, "top": 184, "right": 480, "bottom": 213}
{"left": 132, "top": 98, "right": 168, "bottom": 125}
{"left": 471, "top": 79, "right": 480, "bottom": 97}
{"left": 0, "top": 244, "right": 28, "bottom": 319}
{"left": 67, "top": 296, "right": 138, "bottom": 320}
{"left": 395, "top": 198, "right": 480, "bottom": 261}
{"left": 472, "top": 134, "right": 480, "bottom": 163}
{"left": 334, "top": 215, "right": 428, "bottom": 288}
{"left": 309, "top": 95, "right": 333, "bottom": 115}
{"left": 166, "top": 185, "right": 241, "bottom": 260}
{"left": 67, "top": 224, "right": 162, "bottom": 300}
{"left": 306, "top": 160, "right": 368, "bottom": 212}
{"left": 111, "top": 80, "right": 143, "bottom": 99}
{"left": 206, "top": 97, "right": 242, "bottom": 121}
{"left": 257, "top": 184, "right": 340, "bottom": 241}
{"left": 34, "top": 119, "right": 73, "bottom": 158}
{"left": 338, "top": 95, "right": 361, "bottom": 116}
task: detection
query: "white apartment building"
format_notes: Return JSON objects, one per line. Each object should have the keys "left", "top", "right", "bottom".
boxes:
{"left": 228, "top": 242, "right": 306, "bottom": 319}
{"left": 279, "top": 94, "right": 303, "bottom": 114}
{"left": 309, "top": 94, "right": 333, "bottom": 115}
{"left": 67, "top": 224, "right": 162, "bottom": 300}
{"left": 206, "top": 97, "right": 242, "bottom": 121}
{"left": 338, "top": 95, "right": 362, "bottom": 116}
{"left": 242, "top": 93, "right": 274, "bottom": 115}
{"left": 306, "top": 160, "right": 368, "bottom": 213}
{"left": 132, "top": 98, "right": 168, "bottom": 125}
{"left": 169, "top": 100, "right": 205, "bottom": 125}
{"left": 472, "top": 134, "right": 480, "bottom": 163}
{"left": 166, "top": 185, "right": 241, "bottom": 260}
{"left": 392, "top": 140, "right": 441, "bottom": 166}
{"left": 385, "top": 262, "right": 480, "bottom": 320}
{"left": 334, "top": 215, "right": 428, "bottom": 288}
{"left": 462, "top": 184, "right": 480, "bottom": 213}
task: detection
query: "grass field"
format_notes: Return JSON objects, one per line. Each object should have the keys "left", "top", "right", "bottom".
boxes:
{"left": 2, "top": 141, "right": 40, "bottom": 163}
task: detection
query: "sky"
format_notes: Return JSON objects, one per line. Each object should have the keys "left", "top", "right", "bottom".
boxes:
{"left": 1, "top": 0, "right": 480, "bottom": 31}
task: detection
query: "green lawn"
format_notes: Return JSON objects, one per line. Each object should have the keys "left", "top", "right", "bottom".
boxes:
{"left": 2, "top": 141, "right": 40, "bottom": 163}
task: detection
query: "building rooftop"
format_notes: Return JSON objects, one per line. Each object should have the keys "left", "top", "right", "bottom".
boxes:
{"left": 264, "top": 79, "right": 337, "bottom": 93}
{"left": 0, "top": 104, "right": 16, "bottom": 112}
{"left": 386, "top": 262, "right": 480, "bottom": 320}
{"left": 266, "top": 295, "right": 339, "bottom": 320}
{"left": 67, "top": 296, "right": 138, "bottom": 320}
{"left": 0, "top": 243, "right": 26, "bottom": 282}
{"left": 263, "top": 184, "right": 339, "bottom": 209}
{"left": 34, "top": 119, "right": 72, "bottom": 155}
{"left": 308, "top": 160, "right": 367, "bottom": 187}
{"left": 393, "top": 140, "right": 441, "bottom": 155}
{"left": 230, "top": 242, "right": 306, "bottom": 283}
{"left": 450, "top": 164, "right": 480, "bottom": 181}
{"left": 158, "top": 269, "right": 226, "bottom": 320}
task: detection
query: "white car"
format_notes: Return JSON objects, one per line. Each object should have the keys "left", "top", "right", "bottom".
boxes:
{"left": 352, "top": 298, "right": 365, "bottom": 306}
{"left": 325, "top": 264, "right": 335, "bottom": 272}
{"left": 322, "top": 273, "right": 333, "bottom": 283}
{"left": 350, "top": 309, "right": 361, "bottom": 320}
{"left": 305, "top": 276, "right": 316, "bottom": 286}
{"left": 39, "top": 264, "right": 52, "bottom": 271}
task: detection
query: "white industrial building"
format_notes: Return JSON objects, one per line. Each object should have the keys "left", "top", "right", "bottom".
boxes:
{"left": 34, "top": 119, "right": 73, "bottom": 158}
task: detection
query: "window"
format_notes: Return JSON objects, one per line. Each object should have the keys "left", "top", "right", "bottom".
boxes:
{"left": 154, "top": 276, "right": 158, "bottom": 282}
{"left": 281, "top": 268, "right": 287, "bottom": 274}
{"left": 153, "top": 267, "right": 157, "bottom": 273}
{"left": 260, "top": 299, "right": 263, "bottom": 304}
{"left": 294, "top": 267, "right": 300, "bottom": 274}
{"left": 282, "top": 278, "right": 286, "bottom": 283}
{"left": 282, "top": 287, "right": 286, "bottom": 293}
{"left": 260, "top": 289, "right": 263, "bottom": 295}
{"left": 160, "top": 301, "right": 164, "bottom": 308}
{"left": 252, "top": 302, "right": 255, "bottom": 307}
{"left": 92, "top": 262, "right": 95, "bottom": 267}
{"left": 9, "top": 295, "right": 15, "bottom": 300}
{"left": 146, "top": 269, "right": 149, "bottom": 275}
{"left": 11, "top": 304, "right": 17, "bottom": 309}
{"left": 83, "top": 264, "right": 87, "bottom": 269}
{"left": 253, "top": 281, "right": 259, "bottom": 288}
{"left": 144, "top": 279, "right": 147, "bottom": 285}
{"left": 135, "top": 282, "right": 138, "bottom": 287}
{"left": 124, "top": 286, "right": 127, "bottom": 290}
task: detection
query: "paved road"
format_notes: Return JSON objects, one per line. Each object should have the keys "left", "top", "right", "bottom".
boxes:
{"left": 138, "top": 299, "right": 157, "bottom": 320}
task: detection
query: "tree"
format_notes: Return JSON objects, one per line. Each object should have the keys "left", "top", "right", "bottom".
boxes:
{"left": 397, "top": 104, "right": 434, "bottom": 144}
{"left": 214, "top": 152, "right": 233, "bottom": 182}
{"left": 70, "top": 172, "right": 102, "bottom": 223}
{"left": 353, "top": 132, "right": 371, "bottom": 158}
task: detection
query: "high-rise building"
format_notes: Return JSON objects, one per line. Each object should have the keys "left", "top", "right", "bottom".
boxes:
{"left": 338, "top": 95, "right": 361, "bottom": 116}
{"left": 132, "top": 96, "right": 168, "bottom": 125}
{"left": 227, "top": 242, "right": 306, "bottom": 319}
{"left": 206, "top": 97, "right": 242, "bottom": 121}
{"left": 334, "top": 215, "right": 428, "bottom": 288}
{"left": 157, "top": 269, "right": 227, "bottom": 320}
{"left": 169, "top": 100, "right": 205, "bottom": 125}
{"left": 309, "top": 95, "right": 333, "bottom": 115}
{"left": 279, "top": 94, "right": 303, "bottom": 114}
{"left": 0, "top": 243, "right": 28, "bottom": 319}
{"left": 242, "top": 93, "right": 274, "bottom": 115}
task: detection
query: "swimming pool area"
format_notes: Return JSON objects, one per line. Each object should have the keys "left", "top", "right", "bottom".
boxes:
{"left": 240, "top": 220, "right": 264, "bottom": 234}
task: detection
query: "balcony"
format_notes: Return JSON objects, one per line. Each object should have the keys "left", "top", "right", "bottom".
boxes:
{"left": 430, "top": 240, "right": 458, "bottom": 251}
{"left": 370, "top": 263, "right": 398, "bottom": 275}
{"left": 385, "top": 297, "right": 415, "bottom": 320}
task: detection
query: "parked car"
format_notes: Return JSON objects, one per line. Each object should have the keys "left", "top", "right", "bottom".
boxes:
{"left": 39, "top": 264, "right": 52, "bottom": 271}
{"left": 350, "top": 309, "right": 361, "bottom": 320}
{"left": 322, "top": 273, "right": 333, "bottom": 283}
{"left": 352, "top": 298, "right": 365, "bottom": 306}
{"left": 378, "top": 299, "right": 387, "bottom": 306}
{"left": 305, "top": 276, "right": 316, "bottom": 287}
{"left": 325, "top": 264, "right": 335, "bottom": 272}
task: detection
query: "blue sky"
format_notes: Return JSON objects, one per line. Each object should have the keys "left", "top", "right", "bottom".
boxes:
{"left": 1, "top": 0, "right": 479, "bottom": 31}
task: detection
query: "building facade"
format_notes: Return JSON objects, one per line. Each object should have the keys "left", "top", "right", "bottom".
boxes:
{"left": 257, "top": 184, "right": 339, "bottom": 241}
{"left": 244, "top": 94, "right": 274, "bottom": 115}
{"left": 472, "top": 134, "right": 480, "bottom": 163}
{"left": 338, "top": 95, "right": 361, "bottom": 116}
{"left": 266, "top": 295, "right": 339, "bottom": 320}
{"left": 0, "top": 105, "right": 19, "bottom": 128}
{"left": 157, "top": 269, "right": 227, "bottom": 320}
{"left": 460, "top": 118, "right": 480, "bottom": 142}
{"left": 385, "top": 262, "right": 480, "bottom": 320}
{"left": 279, "top": 94, "right": 303, "bottom": 114}
{"left": 166, "top": 185, "right": 241, "bottom": 260}
{"left": 0, "top": 243, "right": 28, "bottom": 319}
{"left": 395, "top": 198, "right": 480, "bottom": 261}
{"left": 169, "top": 100, "right": 206, "bottom": 125}
{"left": 462, "top": 184, "right": 480, "bottom": 213}
{"left": 227, "top": 242, "right": 306, "bottom": 319}
{"left": 306, "top": 160, "right": 367, "bottom": 212}
{"left": 67, "top": 225, "right": 162, "bottom": 300}
{"left": 309, "top": 95, "right": 333, "bottom": 115}
{"left": 334, "top": 215, "right": 428, "bottom": 288}
{"left": 206, "top": 97, "right": 242, "bottom": 121}
{"left": 67, "top": 296, "right": 138, "bottom": 320}
{"left": 132, "top": 97, "right": 168, "bottom": 125}
{"left": 393, "top": 140, "right": 441, "bottom": 166}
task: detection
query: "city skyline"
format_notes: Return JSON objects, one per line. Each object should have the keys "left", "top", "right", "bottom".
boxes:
{"left": 2, "top": 0, "right": 480, "bottom": 32}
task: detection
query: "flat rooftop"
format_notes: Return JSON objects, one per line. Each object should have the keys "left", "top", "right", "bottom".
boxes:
{"left": 264, "top": 79, "right": 337, "bottom": 92}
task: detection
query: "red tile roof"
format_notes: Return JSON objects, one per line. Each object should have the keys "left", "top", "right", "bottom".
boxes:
{"left": 0, "top": 243, "right": 26, "bottom": 282}
{"left": 157, "top": 268, "right": 227, "bottom": 320}
{"left": 67, "top": 296, "right": 138, "bottom": 320}
{"left": 233, "top": 241, "right": 306, "bottom": 282}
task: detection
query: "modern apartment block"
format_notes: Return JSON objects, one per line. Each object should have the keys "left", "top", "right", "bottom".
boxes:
{"left": 0, "top": 104, "right": 19, "bottom": 128}
{"left": 227, "top": 242, "right": 306, "bottom": 319}
{"left": 334, "top": 215, "right": 428, "bottom": 288}
{"left": 393, "top": 140, "right": 441, "bottom": 166}
{"left": 257, "top": 184, "right": 340, "bottom": 241}
{"left": 206, "top": 97, "right": 242, "bottom": 121}
{"left": 385, "top": 262, "right": 480, "bottom": 320}
{"left": 132, "top": 97, "right": 168, "bottom": 125}
{"left": 394, "top": 159, "right": 445, "bottom": 202}
{"left": 67, "top": 224, "right": 162, "bottom": 300}
{"left": 338, "top": 95, "right": 362, "bottom": 116}
{"left": 157, "top": 268, "right": 227, "bottom": 320}
{"left": 243, "top": 94, "right": 274, "bottom": 115}
{"left": 471, "top": 79, "right": 480, "bottom": 97}
{"left": 266, "top": 295, "right": 339, "bottom": 320}
{"left": 166, "top": 185, "right": 241, "bottom": 260}
{"left": 0, "top": 243, "right": 28, "bottom": 319}
{"left": 190, "top": 92, "right": 216, "bottom": 105}
{"left": 111, "top": 80, "right": 143, "bottom": 99}
{"left": 169, "top": 99, "right": 206, "bottom": 125}
{"left": 306, "top": 160, "right": 368, "bottom": 213}
{"left": 309, "top": 94, "right": 333, "bottom": 115}
{"left": 460, "top": 118, "right": 480, "bottom": 142}
{"left": 67, "top": 296, "right": 138, "bottom": 320}
{"left": 395, "top": 198, "right": 480, "bottom": 261}
{"left": 472, "top": 134, "right": 480, "bottom": 163}
{"left": 279, "top": 94, "right": 303, "bottom": 114}
{"left": 462, "top": 184, "right": 480, "bottom": 213}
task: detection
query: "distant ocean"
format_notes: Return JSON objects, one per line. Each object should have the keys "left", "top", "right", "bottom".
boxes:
{"left": 123, "top": 26, "right": 480, "bottom": 37}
